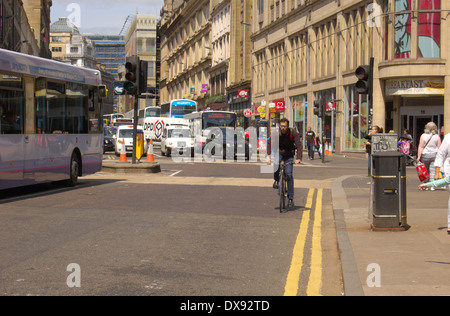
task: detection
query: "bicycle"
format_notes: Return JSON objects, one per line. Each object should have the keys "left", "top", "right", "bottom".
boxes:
{"left": 278, "top": 160, "right": 295, "bottom": 212}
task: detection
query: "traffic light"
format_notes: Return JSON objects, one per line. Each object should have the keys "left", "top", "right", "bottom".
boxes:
{"left": 139, "top": 60, "right": 148, "bottom": 94}
{"left": 98, "top": 85, "right": 108, "bottom": 98}
{"left": 355, "top": 65, "right": 371, "bottom": 94}
{"left": 124, "top": 56, "right": 139, "bottom": 95}
{"left": 313, "top": 99, "right": 325, "bottom": 118}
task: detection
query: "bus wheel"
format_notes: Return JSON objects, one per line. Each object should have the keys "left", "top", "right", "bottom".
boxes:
{"left": 67, "top": 152, "right": 79, "bottom": 187}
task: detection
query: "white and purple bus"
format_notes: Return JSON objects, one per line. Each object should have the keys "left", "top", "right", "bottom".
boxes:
{"left": 0, "top": 48, "right": 104, "bottom": 190}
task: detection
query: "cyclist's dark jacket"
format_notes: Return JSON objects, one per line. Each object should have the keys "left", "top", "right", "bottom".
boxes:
{"left": 267, "top": 128, "right": 303, "bottom": 160}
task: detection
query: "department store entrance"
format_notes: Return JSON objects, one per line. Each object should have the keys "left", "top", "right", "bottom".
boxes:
{"left": 400, "top": 106, "right": 443, "bottom": 145}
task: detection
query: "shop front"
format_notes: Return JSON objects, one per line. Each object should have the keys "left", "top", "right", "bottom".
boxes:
{"left": 228, "top": 88, "right": 251, "bottom": 128}
{"left": 290, "top": 94, "right": 307, "bottom": 150}
{"left": 343, "top": 85, "right": 370, "bottom": 152}
{"left": 315, "top": 88, "right": 337, "bottom": 153}
{"left": 386, "top": 77, "right": 445, "bottom": 144}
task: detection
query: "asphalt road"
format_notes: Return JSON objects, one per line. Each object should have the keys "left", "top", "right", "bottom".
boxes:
{"left": 0, "top": 150, "right": 359, "bottom": 296}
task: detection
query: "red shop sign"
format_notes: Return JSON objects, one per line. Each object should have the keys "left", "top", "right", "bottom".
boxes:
{"left": 273, "top": 99, "right": 285, "bottom": 111}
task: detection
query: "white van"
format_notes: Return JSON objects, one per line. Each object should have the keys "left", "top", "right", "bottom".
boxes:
{"left": 114, "top": 125, "right": 148, "bottom": 156}
{"left": 160, "top": 125, "right": 194, "bottom": 157}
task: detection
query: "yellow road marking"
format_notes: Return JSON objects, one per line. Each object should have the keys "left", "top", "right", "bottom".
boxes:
{"left": 307, "top": 188, "right": 323, "bottom": 296}
{"left": 284, "top": 188, "right": 314, "bottom": 296}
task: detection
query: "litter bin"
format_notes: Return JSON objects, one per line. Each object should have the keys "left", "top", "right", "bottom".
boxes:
{"left": 372, "top": 151, "right": 407, "bottom": 229}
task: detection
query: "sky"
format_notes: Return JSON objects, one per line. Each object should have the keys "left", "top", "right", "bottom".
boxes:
{"left": 50, "top": 0, "right": 164, "bottom": 35}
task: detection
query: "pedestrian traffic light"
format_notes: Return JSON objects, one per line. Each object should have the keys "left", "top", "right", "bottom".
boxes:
{"left": 313, "top": 99, "right": 325, "bottom": 118}
{"left": 124, "top": 56, "right": 139, "bottom": 95}
{"left": 139, "top": 60, "right": 148, "bottom": 94}
{"left": 355, "top": 65, "right": 371, "bottom": 94}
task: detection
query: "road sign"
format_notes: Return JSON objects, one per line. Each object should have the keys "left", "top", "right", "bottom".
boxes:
{"left": 114, "top": 81, "right": 125, "bottom": 95}
{"left": 244, "top": 109, "right": 252, "bottom": 117}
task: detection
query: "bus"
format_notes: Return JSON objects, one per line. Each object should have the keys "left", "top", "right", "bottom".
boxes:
{"left": 184, "top": 111, "right": 237, "bottom": 150}
{"left": 103, "top": 113, "right": 124, "bottom": 127}
{"left": 0, "top": 48, "right": 104, "bottom": 190}
{"left": 161, "top": 99, "right": 197, "bottom": 118}
{"left": 138, "top": 106, "right": 161, "bottom": 125}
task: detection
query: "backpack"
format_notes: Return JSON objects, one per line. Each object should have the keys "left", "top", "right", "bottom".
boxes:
{"left": 399, "top": 139, "right": 410, "bottom": 155}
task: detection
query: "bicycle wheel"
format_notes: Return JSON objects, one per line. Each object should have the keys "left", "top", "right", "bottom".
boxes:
{"left": 279, "top": 171, "right": 287, "bottom": 212}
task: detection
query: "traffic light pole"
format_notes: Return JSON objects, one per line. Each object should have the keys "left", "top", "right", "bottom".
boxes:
{"left": 368, "top": 57, "right": 374, "bottom": 128}
{"left": 132, "top": 95, "right": 138, "bottom": 164}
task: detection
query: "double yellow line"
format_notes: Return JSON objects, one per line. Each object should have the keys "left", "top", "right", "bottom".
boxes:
{"left": 284, "top": 188, "right": 323, "bottom": 296}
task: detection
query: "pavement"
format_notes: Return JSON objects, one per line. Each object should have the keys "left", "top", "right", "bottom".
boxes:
{"left": 327, "top": 154, "right": 450, "bottom": 296}
{"left": 101, "top": 152, "right": 450, "bottom": 296}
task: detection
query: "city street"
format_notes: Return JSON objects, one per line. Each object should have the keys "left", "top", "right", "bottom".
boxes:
{"left": 0, "top": 149, "right": 361, "bottom": 296}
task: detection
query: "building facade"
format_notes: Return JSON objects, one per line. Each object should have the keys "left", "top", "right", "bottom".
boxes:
{"left": 159, "top": 0, "right": 220, "bottom": 109}
{"left": 0, "top": 0, "right": 46, "bottom": 56}
{"left": 123, "top": 14, "right": 160, "bottom": 114}
{"left": 21, "top": 0, "right": 52, "bottom": 58}
{"left": 251, "top": 0, "right": 449, "bottom": 155}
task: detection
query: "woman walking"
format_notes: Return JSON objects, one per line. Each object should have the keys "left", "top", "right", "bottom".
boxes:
{"left": 419, "top": 133, "right": 450, "bottom": 234}
{"left": 417, "top": 122, "right": 441, "bottom": 188}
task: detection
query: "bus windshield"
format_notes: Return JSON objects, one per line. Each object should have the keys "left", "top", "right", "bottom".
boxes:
{"left": 172, "top": 103, "right": 197, "bottom": 116}
{"left": 203, "top": 112, "right": 236, "bottom": 129}
{"left": 145, "top": 107, "right": 161, "bottom": 117}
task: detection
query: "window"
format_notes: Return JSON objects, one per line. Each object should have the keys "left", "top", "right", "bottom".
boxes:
{"left": 343, "top": 85, "right": 368, "bottom": 152}
{"left": 0, "top": 75, "right": 24, "bottom": 134}
{"left": 394, "top": 0, "right": 412, "bottom": 58}
{"left": 418, "top": 0, "right": 440, "bottom": 57}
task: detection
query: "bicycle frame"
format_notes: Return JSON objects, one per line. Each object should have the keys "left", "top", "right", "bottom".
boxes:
{"left": 278, "top": 160, "right": 295, "bottom": 212}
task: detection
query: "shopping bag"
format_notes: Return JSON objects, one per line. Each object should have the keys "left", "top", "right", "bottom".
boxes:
{"left": 416, "top": 162, "right": 429, "bottom": 182}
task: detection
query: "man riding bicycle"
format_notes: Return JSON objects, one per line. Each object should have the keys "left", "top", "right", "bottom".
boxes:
{"left": 266, "top": 118, "right": 302, "bottom": 209}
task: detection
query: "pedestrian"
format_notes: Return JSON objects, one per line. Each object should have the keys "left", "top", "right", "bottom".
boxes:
{"left": 418, "top": 174, "right": 450, "bottom": 235}
{"left": 427, "top": 132, "right": 450, "bottom": 234}
{"left": 315, "top": 135, "right": 322, "bottom": 159}
{"left": 306, "top": 127, "right": 316, "bottom": 160}
{"left": 417, "top": 122, "right": 441, "bottom": 188}
{"left": 267, "top": 118, "right": 302, "bottom": 210}
{"left": 364, "top": 125, "right": 383, "bottom": 176}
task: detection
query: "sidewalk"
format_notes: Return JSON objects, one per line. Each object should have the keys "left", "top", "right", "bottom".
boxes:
{"left": 327, "top": 154, "right": 450, "bottom": 296}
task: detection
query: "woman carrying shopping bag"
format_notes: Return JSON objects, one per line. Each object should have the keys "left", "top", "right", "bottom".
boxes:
{"left": 417, "top": 122, "right": 441, "bottom": 189}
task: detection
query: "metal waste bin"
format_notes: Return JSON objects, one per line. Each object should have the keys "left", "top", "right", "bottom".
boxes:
{"left": 372, "top": 151, "right": 407, "bottom": 229}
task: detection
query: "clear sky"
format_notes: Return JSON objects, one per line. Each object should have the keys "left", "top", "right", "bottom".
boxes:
{"left": 50, "top": 0, "right": 164, "bottom": 35}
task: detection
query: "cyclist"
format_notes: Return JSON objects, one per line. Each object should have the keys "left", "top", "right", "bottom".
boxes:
{"left": 266, "top": 118, "right": 302, "bottom": 209}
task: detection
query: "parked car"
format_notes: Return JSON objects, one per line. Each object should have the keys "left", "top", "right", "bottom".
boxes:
{"left": 114, "top": 125, "right": 148, "bottom": 156}
{"left": 204, "top": 127, "right": 252, "bottom": 160}
{"left": 160, "top": 126, "right": 194, "bottom": 157}
{"left": 103, "top": 126, "right": 115, "bottom": 153}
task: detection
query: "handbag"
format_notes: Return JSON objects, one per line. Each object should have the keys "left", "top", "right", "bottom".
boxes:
{"left": 416, "top": 162, "right": 429, "bottom": 182}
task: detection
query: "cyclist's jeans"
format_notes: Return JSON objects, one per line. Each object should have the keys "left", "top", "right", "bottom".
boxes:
{"left": 273, "top": 154, "right": 295, "bottom": 200}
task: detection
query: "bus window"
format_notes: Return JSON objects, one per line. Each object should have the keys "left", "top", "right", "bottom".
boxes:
{"left": 0, "top": 75, "right": 24, "bottom": 134}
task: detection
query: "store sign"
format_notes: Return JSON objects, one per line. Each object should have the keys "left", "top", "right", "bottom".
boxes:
{"left": 201, "top": 84, "right": 209, "bottom": 93}
{"left": 238, "top": 90, "right": 249, "bottom": 98}
{"left": 386, "top": 78, "right": 444, "bottom": 96}
{"left": 244, "top": 109, "right": 252, "bottom": 117}
{"left": 273, "top": 99, "right": 285, "bottom": 112}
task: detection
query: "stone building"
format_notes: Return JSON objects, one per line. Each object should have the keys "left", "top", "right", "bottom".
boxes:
{"left": 251, "top": 0, "right": 449, "bottom": 155}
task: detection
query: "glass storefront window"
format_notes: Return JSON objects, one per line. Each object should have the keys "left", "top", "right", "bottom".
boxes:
{"left": 291, "top": 94, "right": 307, "bottom": 149}
{"left": 343, "top": 85, "right": 369, "bottom": 152}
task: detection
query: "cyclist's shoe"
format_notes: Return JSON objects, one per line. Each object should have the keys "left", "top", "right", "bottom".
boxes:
{"left": 273, "top": 181, "right": 279, "bottom": 189}
{"left": 288, "top": 199, "right": 294, "bottom": 209}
